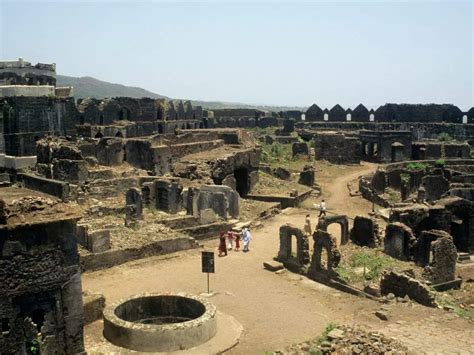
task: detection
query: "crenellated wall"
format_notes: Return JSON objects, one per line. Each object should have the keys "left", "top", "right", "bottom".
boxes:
{"left": 302, "top": 103, "right": 473, "bottom": 124}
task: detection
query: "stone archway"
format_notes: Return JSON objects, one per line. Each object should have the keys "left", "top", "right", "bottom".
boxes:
{"left": 316, "top": 215, "right": 349, "bottom": 245}
{"left": 234, "top": 168, "right": 250, "bottom": 197}
{"left": 308, "top": 230, "right": 341, "bottom": 280}
{"left": 277, "top": 224, "right": 310, "bottom": 272}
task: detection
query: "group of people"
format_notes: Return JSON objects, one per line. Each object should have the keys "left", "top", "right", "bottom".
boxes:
{"left": 216, "top": 200, "right": 326, "bottom": 257}
{"left": 218, "top": 228, "right": 251, "bottom": 256}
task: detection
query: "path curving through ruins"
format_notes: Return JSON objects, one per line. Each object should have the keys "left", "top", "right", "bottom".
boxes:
{"left": 82, "top": 163, "right": 474, "bottom": 354}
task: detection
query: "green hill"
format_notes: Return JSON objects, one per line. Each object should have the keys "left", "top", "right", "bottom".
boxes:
{"left": 57, "top": 75, "right": 168, "bottom": 100}
{"left": 57, "top": 74, "right": 305, "bottom": 111}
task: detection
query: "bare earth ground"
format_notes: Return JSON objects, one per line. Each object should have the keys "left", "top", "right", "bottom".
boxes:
{"left": 82, "top": 162, "right": 474, "bottom": 354}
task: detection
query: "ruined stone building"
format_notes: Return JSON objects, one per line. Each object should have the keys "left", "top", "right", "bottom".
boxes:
{"left": 303, "top": 103, "right": 473, "bottom": 124}
{"left": 0, "top": 187, "right": 84, "bottom": 354}
{"left": 76, "top": 98, "right": 204, "bottom": 138}
{"left": 0, "top": 59, "right": 76, "bottom": 166}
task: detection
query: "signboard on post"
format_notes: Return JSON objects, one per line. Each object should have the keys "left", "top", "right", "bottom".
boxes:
{"left": 201, "top": 251, "right": 215, "bottom": 293}
{"left": 202, "top": 251, "right": 215, "bottom": 273}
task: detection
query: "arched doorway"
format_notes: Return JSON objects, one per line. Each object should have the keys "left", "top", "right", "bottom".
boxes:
{"left": 118, "top": 107, "right": 131, "bottom": 120}
{"left": 234, "top": 168, "right": 250, "bottom": 197}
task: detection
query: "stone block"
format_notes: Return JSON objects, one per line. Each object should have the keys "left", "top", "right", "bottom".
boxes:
{"left": 222, "top": 174, "right": 236, "bottom": 190}
{"left": 350, "top": 216, "right": 380, "bottom": 248}
{"left": 52, "top": 159, "right": 89, "bottom": 184}
{"left": 298, "top": 165, "right": 315, "bottom": 186}
{"left": 87, "top": 229, "right": 111, "bottom": 253}
{"left": 263, "top": 260, "right": 284, "bottom": 272}
{"left": 292, "top": 142, "right": 308, "bottom": 157}
{"left": 199, "top": 208, "right": 218, "bottom": 224}
{"left": 83, "top": 292, "right": 106, "bottom": 325}
{"left": 274, "top": 167, "right": 291, "bottom": 180}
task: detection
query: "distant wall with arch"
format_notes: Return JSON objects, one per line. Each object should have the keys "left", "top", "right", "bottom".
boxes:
{"left": 302, "top": 103, "right": 472, "bottom": 124}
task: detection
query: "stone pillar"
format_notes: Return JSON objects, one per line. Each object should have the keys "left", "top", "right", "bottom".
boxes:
{"left": 125, "top": 187, "right": 143, "bottom": 225}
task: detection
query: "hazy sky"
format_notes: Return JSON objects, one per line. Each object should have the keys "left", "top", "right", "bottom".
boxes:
{"left": 1, "top": 0, "right": 473, "bottom": 110}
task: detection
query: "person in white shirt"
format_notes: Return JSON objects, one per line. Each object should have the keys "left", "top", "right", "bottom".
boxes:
{"left": 242, "top": 228, "right": 251, "bottom": 252}
{"left": 318, "top": 199, "right": 327, "bottom": 217}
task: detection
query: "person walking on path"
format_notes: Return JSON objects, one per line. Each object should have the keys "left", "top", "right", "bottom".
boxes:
{"left": 227, "top": 229, "right": 234, "bottom": 250}
{"left": 218, "top": 231, "right": 227, "bottom": 257}
{"left": 234, "top": 230, "right": 241, "bottom": 252}
{"left": 304, "top": 214, "right": 312, "bottom": 236}
{"left": 318, "top": 199, "right": 327, "bottom": 217}
{"left": 242, "top": 228, "right": 251, "bottom": 252}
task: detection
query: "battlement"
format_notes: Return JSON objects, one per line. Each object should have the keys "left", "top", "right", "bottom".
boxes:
{"left": 0, "top": 58, "right": 56, "bottom": 86}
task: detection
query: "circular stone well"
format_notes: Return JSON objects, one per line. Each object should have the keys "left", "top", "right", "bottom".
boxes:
{"left": 103, "top": 293, "right": 217, "bottom": 352}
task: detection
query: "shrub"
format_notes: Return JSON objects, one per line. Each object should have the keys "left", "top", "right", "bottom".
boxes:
{"left": 438, "top": 132, "right": 452, "bottom": 142}
{"left": 405, "top": 162, "right": 428, "bottom": 172}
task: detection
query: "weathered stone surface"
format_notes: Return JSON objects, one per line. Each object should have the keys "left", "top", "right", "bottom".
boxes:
{"left": 222, "top": 174, "right": 237, "bottom": 190}
{"left": 380, "top": 270, "right": 436, "bottom": 307}
{"left": 298, "top": 165, "right": 315, "bottom": 187}
{"left": 96, "top": 138, "right": 124, "bottom": 166}
{"left": 263, "top": 260, "right": 284, "bottom": 272}
{"left": 188, "top": 185, "right": 240, "bottom": 220}
{"left": 277, "top": 223, "right": 310, "bottom": 272}
{"left": 374, "top": 310, "right": 390, "bottom": 321}
{"left": 350, "top": 216, "right": 380, "bottom": 248}
{"left": 52, "top": 159, "right": 88, "bottom": 184}
{"left": 155, "top": 179, "right": 183, "bottom": 214}
{"left": 125, "top": 187, "right": 143, "bottom": 220}
{"left": 292, "top": 142, "right": 308, "bottom": 157}
{"left": 317, "top": 215, "right": 349, "bottom": 245}
{"left": 274, "top": 167, "right": 291, "bottom": 180}
{"left": 87, "top": 229, "right": 111, "bottom": 253}
{"left": 384, "top": 222, "right": 415, "bottom": 261}
{"left": 83, "top": 291, "right": 106, "bottom": 325}
{"left": 422, "top": 231, "right": 457, "bottom": 284}
{"left": 308, "top": 230, "right": 341, "bottom": 280}
{"left": 421, "top": 175, "right": 450, "bottom": 202}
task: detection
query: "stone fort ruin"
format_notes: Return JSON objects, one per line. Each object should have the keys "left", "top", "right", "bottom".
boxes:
{"left": 0, "top": 58, "right": 473, "bottom": 352}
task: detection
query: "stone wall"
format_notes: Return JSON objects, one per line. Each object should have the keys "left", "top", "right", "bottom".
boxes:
{"left": 380, "top": 271, "right": 436, "bottom": 307}
{"left": 0, "top": 217, "right": 84, "bottom": 353}
{"left": 304, "top": 103, "right": 469, "bottom": 123}
{"left": 1, "top": 96, "right": 78, "bottom": 156}
{"left": 312, "top": 132, "right": 361, "bottom": 164}
{"left": 297, "top": 122, "right": 474, "bottom": 141}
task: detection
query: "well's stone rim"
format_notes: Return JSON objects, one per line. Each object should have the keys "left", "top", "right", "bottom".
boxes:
{"left": 103, "top": 292, "right": 216, "bottom": 332}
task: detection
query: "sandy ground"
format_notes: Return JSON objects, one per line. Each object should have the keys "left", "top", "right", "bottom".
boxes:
{"left": 82, "top": 162, "right": 474, "bottom": 354}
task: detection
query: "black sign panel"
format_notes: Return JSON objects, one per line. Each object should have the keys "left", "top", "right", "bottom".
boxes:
{"left": 202, "top": 251, "right": 215, "bottom": 273}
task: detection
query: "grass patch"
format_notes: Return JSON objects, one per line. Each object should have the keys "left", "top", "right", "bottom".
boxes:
{"left": 405, "top": 162, "right": 429, "bottom": 172}
{"left": 385, "top": 189, "right": 400, "bottom": 204}
{"left": 261, "top": 142, "right": 309, "bottom": 171}
{"left": 438, "top": 132, "right": 453, "bottom": 142}
{"left": 435, "top": 293, "right": 474, "bottom": 320}
{"left": 336, "top": 250, "right": 404, "bottom": 283}
{"left": 314, "top": 322, "right": 338, "bottom": 346}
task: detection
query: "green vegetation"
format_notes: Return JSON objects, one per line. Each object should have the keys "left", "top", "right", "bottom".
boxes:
{"left": 435, "top": 292, "right": 474, "bottom": 321}
{"left": 405, "top": 162, "right": 428, "bottom": 172}
{"left": 314, "top": 322, "right": 339, "bottom": 346}
{"left": 434, "top": 158, "right": 445, "bottom": 167}
{"left": 336, "top": 250, "right": 404, "bottom": 283}
{"left": 386, "top": 190, "right": 400, "bottom": 204}
{"left": 260, "top": 141, "right": 308, "bottom": 171}
{"left": 30, "top": 338, "right": 41, "bottom": 354}
{"left": 438, "top": 132, "right": 453, "bottom": 142}
{"left": 400, "top": 173, "right": 410, "bottom": 184}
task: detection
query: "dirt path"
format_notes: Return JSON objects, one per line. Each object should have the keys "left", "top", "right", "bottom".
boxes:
{"left": 82, "top": 163, "right": 474, "bottom": 354}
